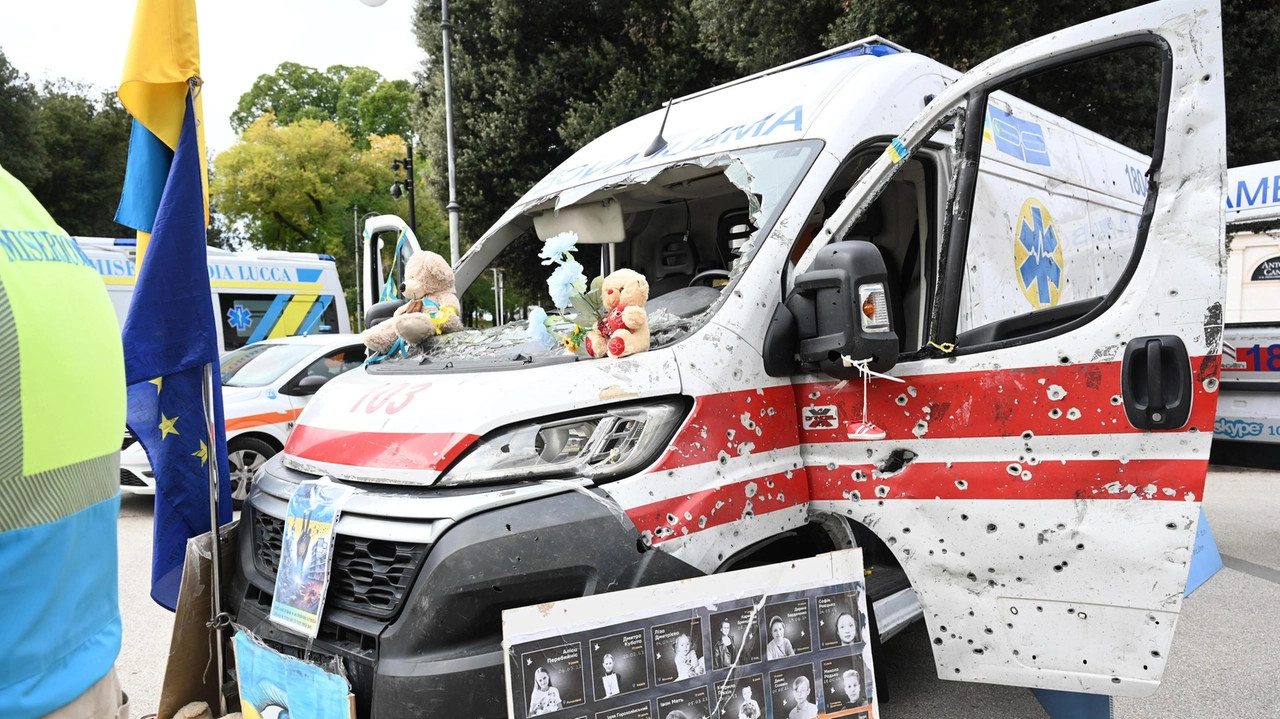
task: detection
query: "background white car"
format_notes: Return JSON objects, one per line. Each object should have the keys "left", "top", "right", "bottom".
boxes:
{"left": 120, "top": 334, "right": 367, "bottom": 504}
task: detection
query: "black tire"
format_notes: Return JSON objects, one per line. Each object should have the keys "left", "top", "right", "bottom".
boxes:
{"left": 227, "top": 436, "right": 276, "bottom": 509}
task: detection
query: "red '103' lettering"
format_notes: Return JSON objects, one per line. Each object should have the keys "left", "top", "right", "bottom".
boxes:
{"left": 350, "top": 383, "right": 432, "bottom": 414}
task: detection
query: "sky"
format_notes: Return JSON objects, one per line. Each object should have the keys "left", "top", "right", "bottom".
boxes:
{"left": 0, "top": 0, "right": 422, "bottom": 152}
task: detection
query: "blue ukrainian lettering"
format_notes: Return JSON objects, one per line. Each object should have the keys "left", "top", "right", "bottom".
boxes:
{"left": 762, "top": 106, "right": 803, "bottom": 136}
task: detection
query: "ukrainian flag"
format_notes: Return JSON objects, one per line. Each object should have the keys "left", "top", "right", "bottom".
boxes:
{"left": 115, "top": 0, "right": 230, "bottom": 610}
{"left": 114, "top": 0, "right": 208, "bottom": 264}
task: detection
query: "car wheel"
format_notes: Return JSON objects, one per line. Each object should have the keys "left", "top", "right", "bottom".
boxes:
{"left": 227, "top": 436, "right": 275, "bottom": 509}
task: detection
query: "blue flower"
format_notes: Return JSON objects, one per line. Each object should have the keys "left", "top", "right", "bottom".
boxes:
{"left": 526, "top": 306, "right": 556, "bottom": 347}
{"left": 539, "top": 231, "right": 579, "bottom": 265}
{"left": 547, "top": 259, "right": 586, "bottom": 309}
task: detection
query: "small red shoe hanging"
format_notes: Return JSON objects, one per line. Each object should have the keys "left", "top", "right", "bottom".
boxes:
{"left": 841, "top": 355, "right": 904, "bottom": 441}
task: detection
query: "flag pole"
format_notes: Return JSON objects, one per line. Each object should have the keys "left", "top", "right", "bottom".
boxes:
{"left": 202, "top": 361, "right": 229, "bottom": 717}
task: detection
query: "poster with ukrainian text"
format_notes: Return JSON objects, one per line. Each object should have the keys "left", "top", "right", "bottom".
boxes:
{"left": 503, "top": 550, "right": 877, "bottom": 719}
{"left": 269, "top": 478, "right": 354, "bottom": 638}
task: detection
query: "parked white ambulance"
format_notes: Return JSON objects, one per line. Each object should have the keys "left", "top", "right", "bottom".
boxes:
{"left": 229, "top": 2, "right": 1226, "bottom": 716}
{"left": 1214, "top": 161, "right": 1280, "bottom": 465}
{"left": 119, "top": 335, "right": 368, "bottom": 502}
{"left": 75, "top": 237, "right": 351, "bottom": 351}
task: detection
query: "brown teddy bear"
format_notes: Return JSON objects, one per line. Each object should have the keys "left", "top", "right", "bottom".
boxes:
{"left": 585, "top": 268, "right": 650, "bottom": 358}
{"left": 362, "top": 250, "right": 464, "bottom": 354}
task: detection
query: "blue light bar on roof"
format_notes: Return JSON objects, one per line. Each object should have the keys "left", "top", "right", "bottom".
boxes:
{"left": 114, "top": 238, "right": 137, "bottom": 247}
{"left": 806, "top": 44, "right": 900, "bottom": 67}
{"left": 319, "top": 254, "right": 336, "bottom": 262}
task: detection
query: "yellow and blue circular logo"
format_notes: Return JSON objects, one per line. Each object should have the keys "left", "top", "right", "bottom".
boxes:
{"left": 1014, "top": 198, "right": 1064, "bottom": 309}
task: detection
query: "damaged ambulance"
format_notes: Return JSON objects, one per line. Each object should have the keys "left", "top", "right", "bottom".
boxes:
{"left": 228, "top": 0, "right": 1228, "bottom": 716}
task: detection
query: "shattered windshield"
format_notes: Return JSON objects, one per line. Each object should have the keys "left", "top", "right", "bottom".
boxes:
{"left": 368, "top": 141, "right": 820, "bottom": 372}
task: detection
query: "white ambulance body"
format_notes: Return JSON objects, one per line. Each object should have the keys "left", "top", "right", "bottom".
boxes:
{"left": 75, "top": 237, "right": 351, "bottom": 352}
{"left": 228, "top": 2, "right": 1226, "bottom": 716}
{"left": 1214, "top": 160, "right": 1280, "bottom": 463}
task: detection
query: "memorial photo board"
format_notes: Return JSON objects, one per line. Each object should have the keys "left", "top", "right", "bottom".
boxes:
{"left": 503, "top": 550, "right": 878, "bottom": 719}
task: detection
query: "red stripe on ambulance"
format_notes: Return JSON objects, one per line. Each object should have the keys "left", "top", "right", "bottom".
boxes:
{"left": 807, "top": 458, "right": 1207, "bottom": 502}
{"left": 648, "top": 385, "right": 800, "bottom": 473}
{"left": 285, "top": 424, "right": 478, "bottom": 471}
{"left": 626, "top": 470, "right": 810, "bottom": 544}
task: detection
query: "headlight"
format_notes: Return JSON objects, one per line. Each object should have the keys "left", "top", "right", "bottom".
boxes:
{"left": 438, "top": 399, "right": 688, "bottom": 486}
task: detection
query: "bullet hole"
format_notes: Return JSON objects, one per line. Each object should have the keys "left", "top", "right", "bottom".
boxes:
{"left": 492, "top": 585, "right": 503, "bottom": 592}
{"left": 1078, "top": 612, "right": 1087, "bottom": 619}
{"left": 1066, "top": 408, "right": 1081, "bottom": 420}
{"left": 1076, "top": 543, "right": 1085, "bottom": 550}
{"left": 1143, "top": 665, "right": 1148, "bottom": 671}
{"left": 1057, "top": 524, "right": 1065, "bottom": 530}
{"left": 939, "top": 539, "right": 945, "bottom": 543}
{"left": 878, "top": 448, "right": 917, "bottom": 475}
{"left": 875, "top": 485, "right": 890, "bottom": 498}
{"left": 960, "top": 551, "right": 966, "bottom": 557}
{"left": 1046, "top": 385, "right": 1067, "bottom": 401}
{"left": 1009, "top": 607, "right": 1018, "bottom": 615}
{"left": 878, "top": 500, "right": 885, "bottom": 507}
{"left": 1203, "top": 377, "right": 1218, "bottom": 392}
{"left": 505, "top": 524, "right": 512, "bottom": 532}
{"left": 1151, "top": 650, "right": 1161, "bottom": 658}
{"left": 967, "top": 572, "right": 977, "bottom": 581}
{"left": 968, "top": 610, "right": 975, "bottom": 617}
{"left": 988, "top": 567, "right": 995, "bottom": 573}
{"left": 961, "top": 514, "right": 969, "bottom": 521}
{"left": 1110, "top": 395, "right": 1122, "bottom": 405}
{"left": 1112, "top": 678, "right": 1121, "bottom": 684}
{"left": 1036, "top": 606, "right": 1043, "bottom": 612}
{"left": 1032, "top": 655, "right": 1038, "bottom": 661}
{"left": 986, "top": 523, "right": 997, "bottom": 533}
{"left": 1082, "top": 659, "right": 1088, "bottom": 665}
{"left": 887, "top": 537, "right": 897, "bottom": 546}
{"left": 955, "top": 479, "right": 968, "bottom": 490}
{"left": 973, "top": 648, "right": 984, "bottom": 655}
{"left": 955, "top": 668, "right": 962, "bottom": 674}
{"left": 934, "top": 637, "right": 943, "bottom": 645}
{"left": 1166, "top": 522, "right": 1177, "bottom": 529}
{"left": 929, "top": 550, "right": 934, "bottom": 555}
{"left": 1015, "top": 577, "right": 1023, "bottom": 582}
{"left": 1049, "top": 408, "right": 1063, "bottom": 419}
{"left": 903, "top": 527, "right": 912, "bottom": 534}
{"left": 1019, "top": 555, "right": 1024, "bottom": 560}
{"left": 667, "top": 513, "right": 678, "bottom": 525}
{"left": 1006, "top": 463, "right": 1022, "bottom": 476}
{"left": 1021, "top": 430, "right": 1034, "bottom": 440}
{"left": 1012, "top": 649, "right": 1019, "bottom": 655}
{"left": 941, "top": 548, "right": 948, "bottom": 554}
{"left": 1067, "top": 608, "right": 1075, "bottom": 614}
{"left": 984, "top": 627, "right": 993, "bottom": 635}
{"left": 1053, "top": 565, "right": 1063, "bottom": 572}
{"left": 896, "top": 394, "right": 908, "bottom": 406}
{"left": 1092, "top": 450, "right": 1100, "bottom": 457}
{"left": 1059, "top": 355, "right": 1070, "bottom": 364}
{"left": 939, "top": 625, "right": 947, "bottom": 632}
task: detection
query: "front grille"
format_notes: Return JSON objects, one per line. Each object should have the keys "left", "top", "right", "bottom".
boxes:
{"left": 119, "top": 469, "right": 147, "bottom": 487}
{"left": 122, "top": 435, "right": 137, "bottom": 451}
{"left": 252, "top": 511, "right": 428, "bottom": 621}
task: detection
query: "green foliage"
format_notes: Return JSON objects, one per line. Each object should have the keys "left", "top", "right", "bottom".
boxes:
{"left": 211, "top": 117, "right": 448, "bottom": 321}
{"left": 231, "top": 62, "right": 415, "bottom": 145}
{"left": 26, "top": 81, "right": 133, "bottom": 237}
{"left": 0, "top": 48, "right": 48, "bottom": 189}
{"left": 412, "top": 0, "right": 730, "bottom": 247}
{"left": 690, "top": 0, "right": 844, "bottom": 75}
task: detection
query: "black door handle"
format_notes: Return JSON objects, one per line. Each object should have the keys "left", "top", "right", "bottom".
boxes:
{"left": 1122, "top": 335, "right": 1192, "bottom": 430}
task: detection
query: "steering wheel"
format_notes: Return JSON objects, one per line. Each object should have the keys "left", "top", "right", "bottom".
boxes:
{"left": 688, "top": 270, "right": 730, "bottom": 288}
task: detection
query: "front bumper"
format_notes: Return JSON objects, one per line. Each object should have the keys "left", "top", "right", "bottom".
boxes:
{"left": 120, "top": 436, "right": 155, "bottom": 494}
{"left": 229, "top": 458, "right": 702, "bottom": 719}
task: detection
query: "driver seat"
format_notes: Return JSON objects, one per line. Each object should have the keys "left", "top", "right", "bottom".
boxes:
{"left": 644, "top": 233, "right": 699, "bottom": 297}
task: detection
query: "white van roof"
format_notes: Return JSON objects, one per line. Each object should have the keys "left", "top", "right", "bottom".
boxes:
{"left": 73, "top": 237, "right": 338, "bottom": 265}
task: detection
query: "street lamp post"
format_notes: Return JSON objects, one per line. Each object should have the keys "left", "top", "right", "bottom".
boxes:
{"left": 390, "top": 141, "right": 417, "bottom": 234}
{"left": 441, "top": 0, "right": 461, "bottom": 266}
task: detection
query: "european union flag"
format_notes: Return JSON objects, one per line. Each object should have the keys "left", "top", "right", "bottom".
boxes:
{"left": 122, "top": 93, "right": 231, "bottom": 610}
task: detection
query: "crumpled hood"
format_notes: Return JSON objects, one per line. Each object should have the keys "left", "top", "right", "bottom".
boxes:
{"left": 282, "top": 348, "right": 683, "bottom": 485}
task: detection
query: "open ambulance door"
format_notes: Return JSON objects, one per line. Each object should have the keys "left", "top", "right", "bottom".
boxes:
{"left": 361, "top": 214, "right": 423, "bottom": 319}
{"left": 792, "top": 0, "right": 1225, "bottom": 696}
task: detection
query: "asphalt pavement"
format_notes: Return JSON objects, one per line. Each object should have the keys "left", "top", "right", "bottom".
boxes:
{"left": 116, "top": 467, "right": 1279, "bottom": 718}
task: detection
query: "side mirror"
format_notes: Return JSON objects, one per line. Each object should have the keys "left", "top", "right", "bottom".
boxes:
{"left": 295, "top": 375, "right": 330, "bottom": 396}
{"left": 365, "top": 299, "right": 406, "bottom": 329}
{"left": 776, "top": 241, "right": 898, "bottom": 379}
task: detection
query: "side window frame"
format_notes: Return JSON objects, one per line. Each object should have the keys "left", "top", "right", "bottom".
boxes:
{"left": 931, "top": 36, "right": 1175, "bottom": 355}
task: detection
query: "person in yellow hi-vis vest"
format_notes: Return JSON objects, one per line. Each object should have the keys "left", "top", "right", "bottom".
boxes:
{"left": 0, "top": 163, "right": 129, "bottom": 719}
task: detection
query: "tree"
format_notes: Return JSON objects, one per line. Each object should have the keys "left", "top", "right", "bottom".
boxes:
{"left": 231, "top": 63, "right": 415, "bottom": 144}
{"left": 412, "top": 0, "right": 730, "bottom": 250}
{"left": 211, "top": 115, "right": 448, "bottom": 319}
{"left": 27, "top": 81, "right": 132, "bottom": 237}
{"left": 0, "top": 48, "right": 48, "bottom": 189}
